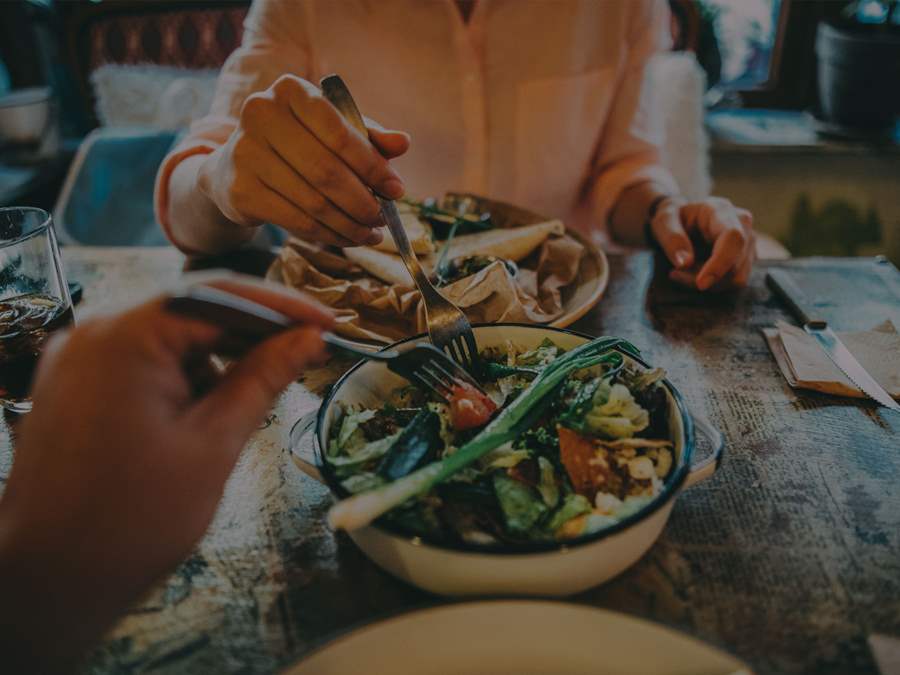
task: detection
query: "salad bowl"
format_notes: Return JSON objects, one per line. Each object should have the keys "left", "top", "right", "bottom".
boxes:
{"left": 290, "top": 324, "right": 724, "bottom": 597}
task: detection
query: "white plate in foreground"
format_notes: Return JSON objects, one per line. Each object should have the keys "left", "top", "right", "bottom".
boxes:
{"left": 284, "top": 601, "right": 751, "bottom": 675}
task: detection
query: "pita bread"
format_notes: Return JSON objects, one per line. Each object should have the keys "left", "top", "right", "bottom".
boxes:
{"left": 345, "top": 219, "right": 564, "bottom": 288}
{"left": 343, "top": 247, "right": 419, "bottom": 286}
{"left": 446, "top": 220, "right": 565, "bottom": 262}
{"left": 270, "top": 230, "right": 586, "bottom": 343}
{"left": 371, "top": 212, "right": 435, "bottom": 255}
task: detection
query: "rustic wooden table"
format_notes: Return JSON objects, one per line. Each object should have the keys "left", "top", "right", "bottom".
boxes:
{"left": 1, "top": 248, "right": 898, "bottom": 675}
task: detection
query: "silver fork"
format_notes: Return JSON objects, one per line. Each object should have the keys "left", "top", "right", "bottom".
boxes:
{"left": 329, "top": 335, "right": 484, "bottom": 404}
{"left": 165, "top": 284, "right": 486, "bottom": 404}
{"left": 319, "top": 74, "right": 480, "bottom": 374}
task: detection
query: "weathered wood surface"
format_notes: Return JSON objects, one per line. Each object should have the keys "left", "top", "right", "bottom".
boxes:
{"left": 1, "top": 248, "right": 898, "bottom": 675}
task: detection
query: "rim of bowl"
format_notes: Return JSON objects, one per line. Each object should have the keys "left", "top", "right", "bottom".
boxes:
{"left": 315, "top": 324, "right": 695, "bottom": 555}
{"left": 0, "top": 87, "right": 51, "bottom": 108}
{"left": 0, "top": 207, "right": 51, "bottom": 249}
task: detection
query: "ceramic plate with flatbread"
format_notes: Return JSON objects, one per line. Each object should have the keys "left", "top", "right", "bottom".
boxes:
{"left": 442, "top": 194, "right": 608, "bottom": 329}
{"left": 550, "top": 226, "right": 607, "bottom": 327}
{"left": 267, "top": 193, "right": 608, "bottom": 341}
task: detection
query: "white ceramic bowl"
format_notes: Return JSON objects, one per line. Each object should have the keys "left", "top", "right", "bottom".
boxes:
{"left": 291, "top": 324, "right": 724, "bottom": 597}
{"left": 0, "top": 87, "right": 51, "bottom": 145}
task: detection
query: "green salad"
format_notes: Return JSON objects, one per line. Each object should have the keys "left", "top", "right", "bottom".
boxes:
{"left": 326, "top": 337, "right": 675, "bottom": 544}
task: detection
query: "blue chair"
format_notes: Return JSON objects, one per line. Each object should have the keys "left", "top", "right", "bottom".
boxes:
{"left": 54, "top": 127, "right": 176, "bottom": 246}
{"left": 54, "top": 126, "right": 286, "bottom": 249}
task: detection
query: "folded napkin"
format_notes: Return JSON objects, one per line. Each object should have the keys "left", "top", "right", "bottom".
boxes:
{"left": 870, "top": 634, "right": 900, "bottom": 675}
{"left": 763, "top": 320, "right": 900, "bottom": 399}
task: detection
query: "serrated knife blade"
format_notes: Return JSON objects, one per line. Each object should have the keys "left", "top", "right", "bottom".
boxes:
{"left": 766, "top": 269, "right": 899, "bottom": 412}
{"left": 805, "top": 324, "right": 900, "bottom": 411}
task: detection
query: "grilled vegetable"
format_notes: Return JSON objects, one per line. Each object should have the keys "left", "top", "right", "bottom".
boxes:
{"left": 377, "top": 409, "right": 442, "bottom": 481}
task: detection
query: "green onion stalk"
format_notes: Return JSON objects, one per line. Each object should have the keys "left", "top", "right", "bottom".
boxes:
{"left": 327, "top": 336, "right": 638, "bottom": 531}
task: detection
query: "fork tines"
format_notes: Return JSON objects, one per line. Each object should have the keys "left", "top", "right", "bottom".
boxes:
{"left": 387, "top": 343, "right": 484, "bottom": 404}
{"left": 442, "top": 332, "right": 480, "bottom": 375}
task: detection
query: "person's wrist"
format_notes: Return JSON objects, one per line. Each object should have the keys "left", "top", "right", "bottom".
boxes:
{"left": 644, "top": 194, "right": 677, "bottom": 247}
{"left": 196, "top": 151, "right": 257, "bottom": 232}
{"left": 191, "top": 153, "right": 258, "bottom": 251}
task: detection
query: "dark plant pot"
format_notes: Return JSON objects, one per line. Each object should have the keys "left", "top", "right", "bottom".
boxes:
{"left": 816, "top": 21, "right": 900, "bottom": 131}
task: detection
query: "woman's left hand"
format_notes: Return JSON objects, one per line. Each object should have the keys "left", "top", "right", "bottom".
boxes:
{"left": 649, "top": 196, "right": 756, "bottom": 291}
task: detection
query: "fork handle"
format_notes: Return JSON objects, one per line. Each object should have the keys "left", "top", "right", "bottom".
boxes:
{"left": 322, "top": 332, "right": 397, "bottom": 360}
{"left": 166, "top": 285, "right": 396, "bottom": 359}
{"left": 319, "top": 75, "right": 438, "bottom": 300}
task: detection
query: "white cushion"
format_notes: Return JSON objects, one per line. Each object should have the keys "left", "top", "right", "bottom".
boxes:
{"left": 90, "top": 64, "right": 218, "bottom": 129}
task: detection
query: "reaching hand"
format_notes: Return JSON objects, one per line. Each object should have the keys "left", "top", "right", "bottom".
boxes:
{"left": 649, "top": 196, "right": 756, "bottom": 291}
{"left": 0, "top": 275, "right": 334, "bottom": 672}
{"left": 198, "top": 74, "right": 410, "bottom": 247}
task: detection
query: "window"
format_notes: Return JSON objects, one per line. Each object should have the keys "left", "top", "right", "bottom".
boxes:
{"left": 700, "top": 0, "right": 786, "bottom": 91}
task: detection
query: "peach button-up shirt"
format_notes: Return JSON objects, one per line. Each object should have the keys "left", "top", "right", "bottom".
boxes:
{"left": 155, "top": 0, "right": 679, "bottom": 248}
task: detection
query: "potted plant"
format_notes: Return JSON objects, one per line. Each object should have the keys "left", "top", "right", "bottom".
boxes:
{"left": 816, "top": 0, "right": 900, "bottom": 133}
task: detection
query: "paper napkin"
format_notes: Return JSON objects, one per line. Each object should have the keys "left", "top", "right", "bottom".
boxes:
{"left": 762, "top": 320, "right": 900, "bottom": 399}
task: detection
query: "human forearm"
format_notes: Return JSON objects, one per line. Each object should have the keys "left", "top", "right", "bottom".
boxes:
{"left": 163, "top": 153, "right": 257, "bottom": 255}
{"left": 608, "top": 181, "right": 676, "bottom": 247}
{"left": 0, "top": 511, "right": 123, "bottom": 674}
{"left": 159, "top": 75, "right": 409, "bottom": 255}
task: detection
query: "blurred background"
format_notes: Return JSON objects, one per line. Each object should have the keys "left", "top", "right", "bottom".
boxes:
{"left": 0, "top": 0, "right": 897, "bottom": 261}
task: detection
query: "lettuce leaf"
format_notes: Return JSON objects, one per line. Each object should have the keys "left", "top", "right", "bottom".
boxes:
{"left": 516, "top": 338, "right": 560, "bottom": 367}
{"left": 329, "top": 432, "right": 401, "bottom": 476}
{"left": 481, "top": 442, "right": 531, "bottom": 469}
{"left": 329, "top": 408, "right": 377, "bottom": 457}
{"left": 493, "top": 474, "right": 548, "bottom": 535}
{"left": 545, "top": 493, "right": 592, "bottom": 533}
{"left": 585, "top": 381, "right": 649, "bottom": 439}
{"left": 536, "top": 457, "right": 559, "bottom": 508}
{"left": 341, "top": 472, "right": 387, "bottom": 494}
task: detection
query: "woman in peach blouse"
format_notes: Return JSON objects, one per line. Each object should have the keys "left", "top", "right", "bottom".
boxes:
{"left": 156, "top": 0, "right": 755, "bottom": 291}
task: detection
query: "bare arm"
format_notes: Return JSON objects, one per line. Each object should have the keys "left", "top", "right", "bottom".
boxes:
{"left": 165, "top": 154, "right": 256, "bottom": 253}
{"left": 155, "top": 0, "right": 409, "bottom": 255}
{"left": 609, "top": 181, "right": 669, "bottom": 247}
{"left": 597, "top": 2, "right": 756, "bottom": 290}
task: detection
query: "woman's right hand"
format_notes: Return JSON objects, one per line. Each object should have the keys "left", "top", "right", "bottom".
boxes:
{"left": 197, "top": 74, "right": 410, "bottom": 247}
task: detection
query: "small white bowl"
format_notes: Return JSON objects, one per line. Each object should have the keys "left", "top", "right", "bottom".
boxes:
{"left": 291, "top": 324, "right": 724, "bottom": 597}
{"left": 0, "top": 87, "right": 51, "bottom": 145}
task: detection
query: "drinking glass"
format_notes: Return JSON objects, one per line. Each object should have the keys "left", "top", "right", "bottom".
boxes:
{"left": 0, "top": 207, "right": 73, "bottom": 413}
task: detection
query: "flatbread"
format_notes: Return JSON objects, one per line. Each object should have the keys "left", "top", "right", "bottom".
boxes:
{"left": 371, "top": 211, "right": 435, "bottom": 255}
{"left": 446, "top": 220, "right": 565, "bottom": 262}
{"left": 268, "top": 232, "right": 585, "bottom": 343}
{"left": 344, "top": 218, "right": 565, "bottom": 297}
{"left": 343, "top": 247, "right": 418, "bottom": 286}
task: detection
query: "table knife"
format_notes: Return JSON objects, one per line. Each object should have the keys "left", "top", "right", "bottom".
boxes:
{"left": 766, "top": 269, "right": 900, "bottom": 412}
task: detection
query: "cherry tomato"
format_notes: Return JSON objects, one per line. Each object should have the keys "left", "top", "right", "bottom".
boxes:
{"left": 449, "top": 382, "right": 497, "bottom": 431}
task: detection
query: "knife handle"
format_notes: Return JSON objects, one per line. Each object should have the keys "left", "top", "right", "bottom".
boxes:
{"left": 765, "top": 269, "right": 825, "bottom": 328}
